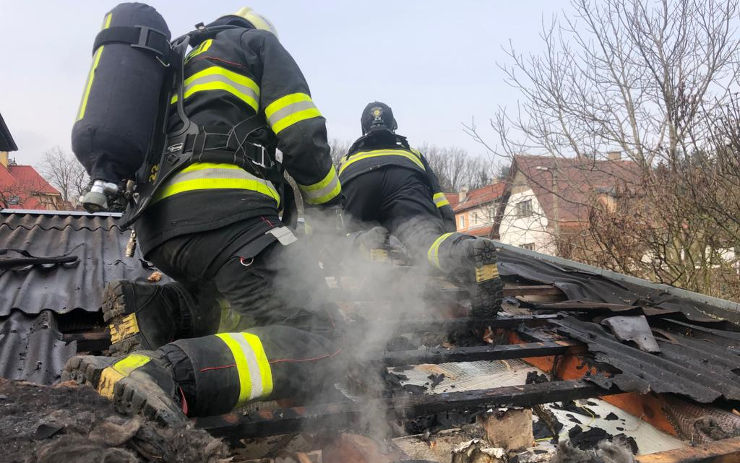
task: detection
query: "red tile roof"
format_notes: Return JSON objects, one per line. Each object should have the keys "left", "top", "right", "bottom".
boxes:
{"left": 444, "top": 192, "right": 460, "bottom": 209}
{"left": 8, "top": 165, "right": 59, "bottom": 195}
{"left": 453, "top": 182, "right": 506, "bottom": 212}
{"left": 512, "top": 155, "right": 641, "bottom": 224}
{"left": 0, "top": 163, "right": 61, "bottom": 209}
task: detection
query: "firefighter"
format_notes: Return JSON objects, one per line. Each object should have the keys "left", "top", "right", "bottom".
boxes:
{"left": 339, "top": 102, "right": 503, "bottom": 317}
{"left": 64, "top": 7, "right": 342, "bottom": 424}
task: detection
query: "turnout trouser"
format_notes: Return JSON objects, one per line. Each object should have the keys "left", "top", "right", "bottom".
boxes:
{"left": 342, "top": 167, "right": 474, "bottom": 272}
{"left": 144, "top": 219, "right": 341, "bottom": 416}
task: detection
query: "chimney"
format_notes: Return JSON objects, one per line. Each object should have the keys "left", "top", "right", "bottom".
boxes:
{"left": 607, "top": 150, "right": 621, "bottom": 161}
{"left": 459, "top": 186, "right": 469, "bottom": 202}
{"left": 0, "top": 151, "right": 7, "bottom": 168}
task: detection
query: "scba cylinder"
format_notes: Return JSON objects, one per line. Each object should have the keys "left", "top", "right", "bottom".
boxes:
{"left": 72, "top": 2, "right": 171, "bottom": 185}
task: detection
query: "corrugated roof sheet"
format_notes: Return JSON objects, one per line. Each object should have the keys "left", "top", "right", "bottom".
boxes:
{"left": 497, "top": 245, "right": 740, "bottom": 324}
{"left": 0, "top": 210, "right": 161, "bottom": 316}
{"left": 553, "top": 316, "right": 740, "bottom": 403}
{"left": 0, "top": 310, "right": 75, "bottom": 384}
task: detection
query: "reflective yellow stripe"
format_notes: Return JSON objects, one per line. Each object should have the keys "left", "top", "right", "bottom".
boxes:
{"left": 113, "top": 354, "right": 151, "bottom": 375}
{"left": 216, "top": 333, "right": 273, "bottom": 405}
{"left": 338, "top": 149, "right": 425, "bottom": 176}
{"left": 243, "top": 333, "right": 273, "bottom": 397}
{"left": 185, "top": 39, "right": 212, "bottom": 62}
{"left": 265, "top": 93, "right": 322, "bottom": 134}
{"left": 77, "top": 12, "right": 112, "bottom": 121}
{"left": 153, "top": 162, "right": 280, "bottom": 205}
{"left": 433, "top": 192, "right": 450, "bottom": 208}
{"left": 298, "top": 168, "right": 341, "bottom": 205}
{"left": 171, "top": 65, "right": 260, "bottom": 111}
{"left": 98, "top": 353, "right": 152, "bottom": 399}
{"left": 427, "top": 232, "right": 455, "bottom": 269}
{"left": 216, "top": 333, "right": 252, "bottom": 405}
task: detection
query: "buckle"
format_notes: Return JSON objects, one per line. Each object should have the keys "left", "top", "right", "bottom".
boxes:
{"left": 250, "top": 144, "right": 268, "bottom": 168}
{"left": 130, "top": 25, "right": 169, "bottom": 58}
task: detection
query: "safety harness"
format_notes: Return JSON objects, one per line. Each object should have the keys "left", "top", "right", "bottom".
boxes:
{"left": 345, "top": 129, "right": 412, "bottom": 158}
{"left": 113, "top": 23, "right": 291, "bottom": 228}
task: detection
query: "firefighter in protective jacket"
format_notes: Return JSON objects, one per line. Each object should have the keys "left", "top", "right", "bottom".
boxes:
{"left": 339, "top": 102, "right": 503, "bottom": 318}
{"left": 65, "top": 7, "right": 342, "bottom": 423}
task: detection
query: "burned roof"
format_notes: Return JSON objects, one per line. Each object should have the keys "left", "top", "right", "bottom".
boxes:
{"left": 553, "top": 316, "right": 740, "bottom": 403}
{"left": 0, "top": 210, "right": 161, "bottom": 316}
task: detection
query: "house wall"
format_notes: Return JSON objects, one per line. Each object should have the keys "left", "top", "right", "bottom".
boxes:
{"left": 456, "top": 203, "right": 497, "bottom": 234}
{"left": 499, "top": 172, "right": 555, "bottom": 254}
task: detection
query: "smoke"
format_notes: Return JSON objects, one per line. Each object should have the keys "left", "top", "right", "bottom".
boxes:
{"left": 266, "top": 206, "right": 454, "bottom": 441}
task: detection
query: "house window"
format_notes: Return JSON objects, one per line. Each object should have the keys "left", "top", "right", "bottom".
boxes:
{"left": 488, "top": 205, "right": 497, "bottom": 221}
{"left": 472, "top": 212, "right": 479, "bottom": 225}
{"left": 459, "top": 215, "right": 466, "bottom": 229}
{"left": 8, "top": 195, "right": 20, "bottom": 205}
{"left": 521, "top": 243, "right": 535, "bottom": 250}
{"left": 517, "top": 200, "right": 533, "bottom": 217}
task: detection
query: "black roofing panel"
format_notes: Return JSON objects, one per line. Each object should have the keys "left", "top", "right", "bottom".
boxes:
{"left": 0, "top": 112, "right": 18, "bottom": 151}
{"left": 0, "top": 310, "right": 75, "bottom": 384}
{"left": 553, "top": 316, "right": 740, "bottom": 403}
{"left": 0, "top": 211, "right": 164, "bottom": 316}
{"left": 497, "top": 247, "right": 740, "bottom": 325}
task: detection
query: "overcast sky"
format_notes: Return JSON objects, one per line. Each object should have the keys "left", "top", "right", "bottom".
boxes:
{"left": 0, "top": 0, "right": 571, "bottom": 170}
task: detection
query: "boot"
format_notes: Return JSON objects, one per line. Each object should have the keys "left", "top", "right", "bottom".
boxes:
{"left": 103, "top": 280, "right": 194, "bottom": 355}
{"left": 63, "top": 351, "right": 186, "bottom": 425}
{"left": 430, "top": 234, "right": 504, "bottom": 318}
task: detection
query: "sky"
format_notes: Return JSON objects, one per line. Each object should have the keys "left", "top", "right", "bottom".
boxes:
{"left": 0, "top": 0, "right": 571, "bottom": 170}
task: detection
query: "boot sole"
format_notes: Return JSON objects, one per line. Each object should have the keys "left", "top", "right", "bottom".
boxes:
{"left": 103, "top": 280, "right": 146, "bottom": 355}
{"left": 63, "top": 356, "right": 185, "bottom": 426}
{"left": 470, "top": 240, "right": 504, "bottom": 319}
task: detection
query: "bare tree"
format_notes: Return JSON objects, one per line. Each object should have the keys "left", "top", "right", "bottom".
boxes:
{"left": 476, "top": 0, "right": 739, "bottom": 299}
{"left": 418, "top": 144, "right": 495, "bottom": 191}
{"left": 330, "top": 139, "right": 496, "bottom": 192}
{"left": 40, "top": 146, "right": 88, "bottom": 205}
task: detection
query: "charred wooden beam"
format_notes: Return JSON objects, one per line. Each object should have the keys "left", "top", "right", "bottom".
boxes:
{"left": 383, "top": 340, "right": 581, "bottom": 367}
{"left": 376, "top": 314, "right": 559, "bottom": 334}
{"left": 503, "top": 285, "right": 564, "bottom": 297}
{"left": 635, "top": 436, "right": 740, "bottom": 463}
{"left": 195, "top": 379, "right": 613, "bottom": 439}
{"left": 63, "top": 329, "right": 110, "bottom": 352}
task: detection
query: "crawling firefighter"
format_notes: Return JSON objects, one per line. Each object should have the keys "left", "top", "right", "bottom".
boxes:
{"left": 339, "top": 102, "right": 504, "bottom": 317}
{"left": 65, "top": 4, "right": 342, "bottom": 424}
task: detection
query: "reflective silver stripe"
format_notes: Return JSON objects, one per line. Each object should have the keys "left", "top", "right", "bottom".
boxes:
{"left": 227, "top": 333, "right": 264, "bottom": 400}
{"left": 184, "top": 74, "right": 258, "bottom": 105}
{"left": 300, "top": 173, "right": 340, "bottom": 204}
{"left": 167, "top": 167, "right": 274, "bottom": 188}
{"left": 266, "top": 100, "right": 317, "bottom": 127}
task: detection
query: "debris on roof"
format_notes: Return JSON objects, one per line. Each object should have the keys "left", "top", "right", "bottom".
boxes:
{"left": 2, "top": 209, "right": 740, "bottom": 461}
{"left": 553, "top": 316, "right": 740, "bottom": 403}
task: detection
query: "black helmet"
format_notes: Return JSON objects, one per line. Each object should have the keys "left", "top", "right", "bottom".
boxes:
{"left": 361, "top": 102, "right": 398, "bottom": 135}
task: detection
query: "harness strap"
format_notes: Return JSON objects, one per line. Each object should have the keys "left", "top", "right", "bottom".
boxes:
{"left": 94, "top": 26, "right": 171, "bottom": 62}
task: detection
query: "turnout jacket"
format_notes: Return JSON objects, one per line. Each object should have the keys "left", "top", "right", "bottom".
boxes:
{"left": 137, "top": 26, "right": 340, "bottom": 254}
{"left": 338, "top": 132, "right": 455, "bottom": 229}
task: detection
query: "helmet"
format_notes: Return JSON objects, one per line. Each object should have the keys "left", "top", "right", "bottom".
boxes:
{"left": 361, "top": 101, "right": 398, "bottom": 135}
{"left": 218, "top": 7, "right": 278, "bottom": 37}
